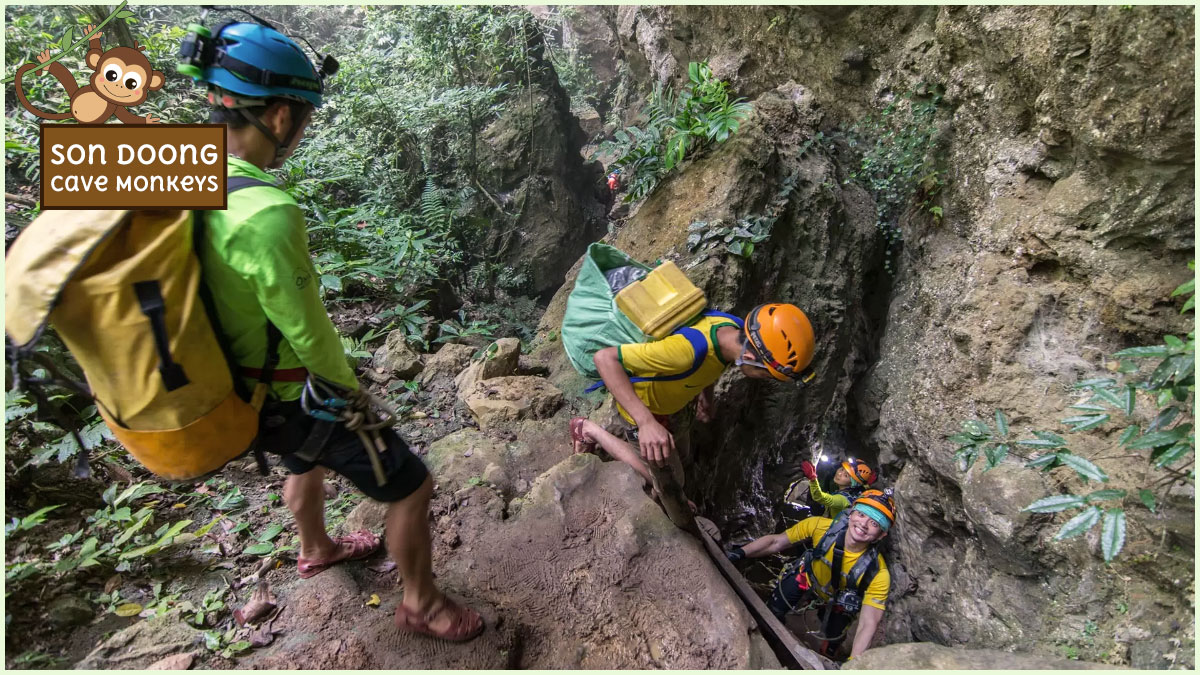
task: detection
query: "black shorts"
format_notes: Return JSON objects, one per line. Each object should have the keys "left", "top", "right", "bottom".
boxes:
{"left": 257, "top": 400, "right": 429, "bottom": 503}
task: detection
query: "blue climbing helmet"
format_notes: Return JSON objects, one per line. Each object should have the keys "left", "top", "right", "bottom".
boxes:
{"left": 179, "top": 21, "right": 326, "bottom": 107}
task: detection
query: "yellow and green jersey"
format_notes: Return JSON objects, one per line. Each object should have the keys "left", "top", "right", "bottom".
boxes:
{"left": 614, "top": 314, "right": 740, "bottom": 424}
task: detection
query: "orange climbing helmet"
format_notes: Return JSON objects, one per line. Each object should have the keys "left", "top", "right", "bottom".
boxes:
{"left": 743, "top": 303, "right": 816, "bottom": 383}
{"left": 853, "top": 488, "right": 896, "bottom": 529}
{"left": 841, "top": 458, "right": 877, "bottom": 486}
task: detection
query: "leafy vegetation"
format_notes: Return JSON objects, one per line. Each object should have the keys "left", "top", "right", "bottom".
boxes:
{"left": 842, "top": 85, "right": 945, "bottom": 274}
{"left": 599, "top": 61, "right": 752, "bottom": 203}
{"left": 951, "top": 265, "right": 1195, "bottom": 561}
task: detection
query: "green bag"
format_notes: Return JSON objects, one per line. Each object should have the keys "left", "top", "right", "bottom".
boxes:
{"left": 561, "top": 243, "right": 652, "bottom": 380}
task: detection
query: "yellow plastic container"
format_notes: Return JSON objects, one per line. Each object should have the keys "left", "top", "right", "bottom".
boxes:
{"left": 615, "top": 261, "right": 707, "bottom": 339}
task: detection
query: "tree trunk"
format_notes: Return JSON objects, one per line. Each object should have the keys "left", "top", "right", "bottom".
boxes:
{"left": 81, "top": 5, "right": 136, "bottom": 48}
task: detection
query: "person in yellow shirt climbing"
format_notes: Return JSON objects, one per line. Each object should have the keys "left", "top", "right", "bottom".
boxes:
{"left": 726, "top": 489, "right": 895, "bottom": 661}
{"left": 569, "top": 303, "right": 816, "bottom": 528}
{"left": 802, "top": 457, "right": 877, "bottom": 519}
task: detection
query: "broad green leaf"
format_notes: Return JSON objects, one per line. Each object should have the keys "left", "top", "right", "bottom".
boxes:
{"left": 1148, "top": 407, "right": 1179, "bottom": 433}
{"left": 1118, "top": 425, "right": 1140, "bottom": 446}
{"left": 257, "top": 523, "right": 284, "bottom": 542}
{"left": 242, "top": 542, "right": 274, "bottom": 556}
{"left": 984, "top": 443, "right": 1008, "bottom": 470}
{"left": 1152, "top": 442, "right": 1193, "bottom": 468}
{"left": 1089, "top": 388, "right": 1125, "bottom": 412}
{"left": 1059, "top": 453, "right": 1109, "bottom": 483}
{"left": 1062, "top": 414, "right": 1109, "bottom": 432}
{"left": 1025, "top": 453, "right": 1061, "bottom": 471}
{"left": 114, "top": 482, "right": 164, "bottom": 507}
{"left": 1068, "top": 403, "right": 1107, "bottom": 413}
{"left": 1164, "top": 335, "right": 1184, "bottom": 350}
{"left": 1181, "top": 296, "right": 1195, "bottom": 313}
{"left": 1054, "top": 506, "right": 1101, "bottom": 540}
{"left": 1170, "top": 277, "right": 1194, "bottom": 297}
{"left": 1120, "top": 385, "right": 1135, "bottom": 416}
{"left": 320, "top": 274, "right": 342, "bottom": 293}
{"left": 994, "top": 409, "right": 1009, "bottom": 437}
{"left": 1023, "top": 494, "right": 1086, "bottom": 513}
{"left": 1017, "top": 431, "right": 1066, "bottom": 448}
{"left": 947, "top": 433, "right": 978, "bottom": 446}
{"left": 114, "top": 603, "right": 143, "bottom": 617}
{"left": 1017, "top": 438, "right": 1063, "bottom": 448}
{"left": 112, "top": 512, "right": 153, "bottom": 547}
{"left": 1138, "top": 489, "right": 1157, "bottom": 513}
{"left": 1127, "top": 427, "right": 1189, "bottom": 450}
{"left": 1085, "top": 489, "right": 1126, "bottom": 503}
{"left": 963, "top": 420, "right": 991, "bottom": 437}
{"left": 1101, "top": 509, "right": 1126, "bottom": 562}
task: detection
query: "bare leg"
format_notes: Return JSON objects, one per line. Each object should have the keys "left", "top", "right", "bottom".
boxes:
{"left": 284, "top": 467, "right": 341, "bottom": 559}
{"left": 577, "top": 420, "right": 696, "bottom": 530}
{"left": 389, "top": 474, "right": 480, "bottom": 636}
{"left": 575, "top": 419, "right": 653, "bottom": 485}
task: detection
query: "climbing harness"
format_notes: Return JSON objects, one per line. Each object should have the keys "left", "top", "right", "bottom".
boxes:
{"left": 774, "top": 510, "right": 883, "bottom": 642}
{"left": 299, "top": 374, "right": 398, "bottom": 487}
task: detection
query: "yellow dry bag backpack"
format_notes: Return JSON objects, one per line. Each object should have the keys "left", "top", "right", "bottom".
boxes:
{"left": 5, "top": 178, "right": 281, "bottom": 481}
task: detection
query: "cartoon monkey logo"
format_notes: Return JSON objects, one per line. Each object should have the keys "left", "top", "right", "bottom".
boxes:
{"left": 13, "top": 25, "right": 164, "bottom": 124}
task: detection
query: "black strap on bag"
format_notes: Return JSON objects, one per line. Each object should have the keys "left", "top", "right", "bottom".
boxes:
{"left": 194, "top": 175, "right": 281, "bottom": 476}
{"left": 134, "top": 280, "right": 190, "bottom": 391}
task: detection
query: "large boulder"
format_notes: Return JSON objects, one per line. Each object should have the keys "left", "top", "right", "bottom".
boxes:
{"left": 373, "top": 330, "right": 424, "bottom": 379}
{"left": 419, "top": 343, "right": 475, "bottom": 386}
{"left": 77, "top": 611, "right": 201, "bottom": 669}
{"left": 455, "top": 338, "right": 523, "bottom": 401}
{"left": 442, "top": 453, "right": 781, "bottom": 668}
{"left": 462, "top": 376, "right": 564, "bottom": 430}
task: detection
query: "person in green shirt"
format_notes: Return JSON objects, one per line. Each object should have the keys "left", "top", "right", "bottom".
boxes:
{"left": 186, "top": 20, "right": 481, "bottom": 641}
{"left": 801, "top": 457, "right": 877, "bottom": 519}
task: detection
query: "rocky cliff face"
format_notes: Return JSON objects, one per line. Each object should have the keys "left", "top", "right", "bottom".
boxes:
{"left": 544, "top": 5, "right": 1194, "bottom": 667}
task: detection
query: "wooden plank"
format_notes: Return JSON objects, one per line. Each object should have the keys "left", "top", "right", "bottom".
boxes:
{"left": 695, "top": 517, "right": 831, "bottom": 670}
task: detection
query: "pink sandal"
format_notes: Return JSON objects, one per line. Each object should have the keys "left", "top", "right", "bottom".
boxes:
{"left": 569, "top": 417, "right": 598, "bottom": 454}
{"left": 296, "top": 530, "right": 381, "bottom": 579}
{"left": 395, "top": 596, "right": 484, "bottom": 642}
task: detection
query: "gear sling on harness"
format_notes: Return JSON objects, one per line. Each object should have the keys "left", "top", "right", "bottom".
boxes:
{"left": 776, "top": 511, "right": 881, "bottom": 642}
{"left": 5, "top": 177, "right": 319, "bottom": 481}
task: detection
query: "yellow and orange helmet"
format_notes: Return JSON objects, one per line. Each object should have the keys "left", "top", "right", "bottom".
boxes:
{"left": 841, "top": 459, "right": 877, "bottom": 486}
{"left": 743, "top": 303, "right": 816, "bottom": 383}
{"left": 853, "top": 489, "right": 896, "bottom": 528}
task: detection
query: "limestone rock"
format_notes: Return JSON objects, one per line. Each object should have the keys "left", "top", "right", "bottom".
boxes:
{"left": 77, "top": 611, "right": 200, "bottom": 669}
{"left": 342, "top": 498, "right": 389, "bottom": 534}
{"left": 373, "top": 330, "right": 424, "bottom": 379}
{"left": 845, "top": 643, "right": 1120, "bottom": 670}
{"left": 455, "top": 338, "right": 522, "bottom": 398}
{"left": 420, "top": 343, "right": 475, "bottom": 386}
{"left": 442, "top": 453, "right": 781, "bottom": 668}
{"left": 47, "top": 594, "right": 93, "bottom": 627}
{"left": 425, "top": 429, "right": 511, "bottom": 490}
{"left": 462, "top": 376, "right": 563, "bottom": 430}
{"left": 147, "top": 652, "right": 195, "bottom": 670}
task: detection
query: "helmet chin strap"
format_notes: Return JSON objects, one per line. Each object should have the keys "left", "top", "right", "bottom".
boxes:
{"left": 236, "top": 107, "right": 304, "bottom": 165}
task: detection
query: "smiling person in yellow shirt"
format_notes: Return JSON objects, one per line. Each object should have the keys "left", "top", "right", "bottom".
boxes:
{"left": 726, "top": 490, "right": 895, "bottom": 661}
{"left": 570, "top": 303, "right": 816, "bottom": 528}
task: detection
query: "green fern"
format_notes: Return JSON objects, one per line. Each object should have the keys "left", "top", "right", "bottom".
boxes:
{"left": 419, "top": 178, "right": 449, "bottom": 230}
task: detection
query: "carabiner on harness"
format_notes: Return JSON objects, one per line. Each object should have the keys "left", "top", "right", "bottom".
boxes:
{"left": 299, "top": 374, "right": 397, "bottom": 487}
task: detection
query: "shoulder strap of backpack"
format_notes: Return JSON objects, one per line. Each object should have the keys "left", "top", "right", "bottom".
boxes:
{"left": 193, "top": 175, "right": 285, "bottom": 403}
{"left": 701, "top": 308, "right": 744, "bottom": 329}
{"left": 226, "top": 176, "right": 275, "bottom": 193}
{"left": 851, "top": 548, "right": 881, "bottom": 596}
{"left": 585, "top": 311, "right": 740, "bottom": 393}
